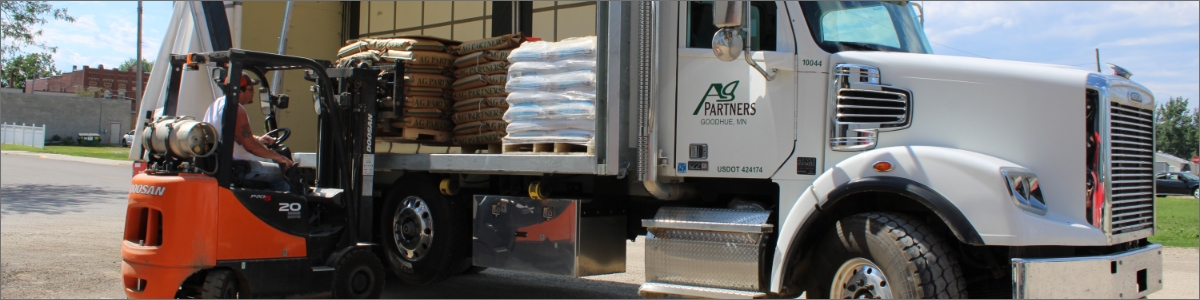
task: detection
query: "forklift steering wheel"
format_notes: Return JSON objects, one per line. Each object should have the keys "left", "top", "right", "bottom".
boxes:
{"left": 264, "top": 128, "right": 291, "bottom": 147}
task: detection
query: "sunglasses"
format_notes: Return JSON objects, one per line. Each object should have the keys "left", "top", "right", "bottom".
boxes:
{"left": 239, "top": 85, "right": 254, "bottom": 92}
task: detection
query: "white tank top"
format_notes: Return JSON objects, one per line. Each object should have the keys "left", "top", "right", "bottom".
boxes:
{"left": 203, "top": 96, "right": 265, "bottom": 161}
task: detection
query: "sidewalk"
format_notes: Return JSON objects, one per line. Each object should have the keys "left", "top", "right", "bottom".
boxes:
{"left": 1, "top": 150, "right": 130, "bottom": 166}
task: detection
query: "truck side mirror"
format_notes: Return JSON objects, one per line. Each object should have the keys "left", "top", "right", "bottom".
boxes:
{"left": 712, "top": 1, "right": 744, "bottom": 28}
{"left": 711, "top": 1, "right": 745, "bottom": 62}
{"left": 711, "top": 28, "right": 744, "bottom": 62}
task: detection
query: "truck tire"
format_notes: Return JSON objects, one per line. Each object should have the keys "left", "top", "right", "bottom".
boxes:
{"left": 331, "top": 249, "right": 386, "bottom": 298}
{"left": 805, "top": 212, "right": 966, "bottom": 299}
{"left": 379, "top": 173, "right": 463, "bottom": 285}
{"left": 199, "top": 269, "right": 239, "bottom": 299}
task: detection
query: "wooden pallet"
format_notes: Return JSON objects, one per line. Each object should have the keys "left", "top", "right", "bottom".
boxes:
{"left": 502, "top": 143, "right": 593, "bottom": 155}
{"left": 376, "top": 127, "right": 450, "bottom": 144}
{"left": 459, "top": 143, "right": 503, "bottom": 154}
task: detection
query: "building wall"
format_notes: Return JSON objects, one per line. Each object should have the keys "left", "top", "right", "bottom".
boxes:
{"left": 239, "top": 1, "right": 344, "bottom": 153}
{"left": 27, "top": 66, "right": 150, "bottom": 100}
{"left": 0, "top": 93, "right": 131, "bottom": 144}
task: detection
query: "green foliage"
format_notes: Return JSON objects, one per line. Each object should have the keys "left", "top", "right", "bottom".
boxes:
{"left": 118, "top": 58, "right": 153, "bottom": 73}
{"left": 50, "top": 134, "right": 61, "bottom": 141}
{"left": 1, "top": 52, "right": 59, "bottom": 88}
{"left": 1154, "top": 96, "right": 1198, "bottom": 159}
{"left": 1, "top": 1, "right": 74, "bottom": 88}
{"left": 0, "top": 1, "right": 74, "bottom": 57}
{"left": 1148, "top": 196, "right": 1199, "bottom": 248}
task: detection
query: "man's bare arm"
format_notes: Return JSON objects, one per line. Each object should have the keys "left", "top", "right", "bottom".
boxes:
{"left": 235, "top": 106, "right": 294, "bottom": 167}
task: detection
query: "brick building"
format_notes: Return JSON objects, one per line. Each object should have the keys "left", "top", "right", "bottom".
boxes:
{"left": 25, "top": 64, "right": 150, "bottom": 101}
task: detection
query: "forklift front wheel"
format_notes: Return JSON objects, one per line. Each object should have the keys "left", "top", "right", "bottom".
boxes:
{"left": 331, "top": 249, "right": 386, "bottom": 298}
{"left": 199, "top": 269, "right": 239, "bottom": 299}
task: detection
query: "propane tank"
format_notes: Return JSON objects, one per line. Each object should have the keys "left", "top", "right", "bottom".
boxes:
{"left": 142, "top": 116, "right": 218, "bottom": 159}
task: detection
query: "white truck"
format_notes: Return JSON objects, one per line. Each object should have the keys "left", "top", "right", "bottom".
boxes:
{"left": 140, "top": 1, "right": 1164, "bottom": 298}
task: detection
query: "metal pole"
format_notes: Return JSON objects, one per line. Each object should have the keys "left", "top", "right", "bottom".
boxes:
{"left": 1095, "top": 48, "right": 1101, "bottom": 72}
{"left": 270, "top": 1, "right": 295, "bottom": 94}
{"left": 135, "top": 1, "right": 143, "bottom": 128}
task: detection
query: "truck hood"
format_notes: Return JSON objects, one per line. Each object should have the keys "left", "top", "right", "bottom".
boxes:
{"left": 829, "top": 51, "right": 1126, "bottom": 224}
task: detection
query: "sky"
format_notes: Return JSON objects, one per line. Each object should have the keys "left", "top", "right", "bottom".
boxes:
{"left": 22, "top": 1, "right": 1200, "bottom": 110}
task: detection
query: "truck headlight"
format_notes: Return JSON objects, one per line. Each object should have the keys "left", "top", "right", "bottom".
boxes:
{"left": 1000, "top": 167, "right": 1048, "bottom": 215}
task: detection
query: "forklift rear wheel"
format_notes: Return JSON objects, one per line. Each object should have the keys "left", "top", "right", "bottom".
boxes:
{"left": 199, "top": 269, "right": 239, "bottom": 299}
{"left": 380, "top": 173, "right": 463, "bottom": 285}
{"left": 332, "top": 249, "right": 386, "bottom": 298}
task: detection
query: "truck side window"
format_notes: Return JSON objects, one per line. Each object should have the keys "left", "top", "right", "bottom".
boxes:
{"left": 686, "top": 1, "right": 776, "bottom": 51}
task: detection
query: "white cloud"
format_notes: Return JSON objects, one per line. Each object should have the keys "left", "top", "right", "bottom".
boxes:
{"left": 1097, "top": 31, "right": 1199, "bottom": 48}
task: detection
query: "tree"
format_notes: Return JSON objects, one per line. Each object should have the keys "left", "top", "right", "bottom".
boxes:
{"left": 0, "top": 1, "right": 74, "bottom": 57}
{"left": 1154, "top": 96, "right": 1198, "bottom": 159}
{"left": 1, "top": 52, "right": 59, "bottom": 88}
{"left": 118, "top": 58, "right": 153, "bottom": 73}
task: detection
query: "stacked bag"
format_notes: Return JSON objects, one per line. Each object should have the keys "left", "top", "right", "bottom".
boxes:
{"left": 502, "top": 36, "right": 598, "bottom": 147}
{"left": 336, "top": 37, "right": 458, "bottom": 142}
{"left": 447, "top": 33, "right": 525, "bottom": 146}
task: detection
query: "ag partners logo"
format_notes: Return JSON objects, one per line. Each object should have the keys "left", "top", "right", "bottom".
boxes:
{"left": 692, "top": 80, "right": 756, "bottom": 116}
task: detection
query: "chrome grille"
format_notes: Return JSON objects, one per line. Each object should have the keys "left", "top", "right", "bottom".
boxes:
{"left": 1107, "top": 103, "right": 1155, "bottom": 235}
{"left": 835, "top": 89, "right": 910, "bottom": 126}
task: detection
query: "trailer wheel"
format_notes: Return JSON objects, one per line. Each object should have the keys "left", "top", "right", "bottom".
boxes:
{"left": 331, "top": 249, "right": 385, "bottom": 298}
{"left": 380, "top": 173, "right": 462, "bottom": 285}
{"left": 199, "top": 269, "right": 239, "bottom": 299}
{"left": 805, "top": 212, "right": 965, "bottom": 299}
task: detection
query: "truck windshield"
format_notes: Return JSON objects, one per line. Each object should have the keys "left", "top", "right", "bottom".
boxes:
{"left": 799, "top": 1, "right": 932, "bottom": 54}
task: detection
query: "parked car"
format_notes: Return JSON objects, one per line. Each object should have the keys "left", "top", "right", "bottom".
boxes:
{"left": 122, "top": 130, "right": 135, "bottom": 147}
{"left": 1155, "top": 172, "right": 1200, "bottom": 198}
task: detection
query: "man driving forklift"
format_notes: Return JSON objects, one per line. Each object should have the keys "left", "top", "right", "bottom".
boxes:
{"left": 202, "top": 73, "right": 295, "bottom": 192}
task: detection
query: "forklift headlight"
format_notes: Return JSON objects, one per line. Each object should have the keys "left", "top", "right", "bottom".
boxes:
{"left": 1000, "top": 167, "right": 1048, "bottom": 215}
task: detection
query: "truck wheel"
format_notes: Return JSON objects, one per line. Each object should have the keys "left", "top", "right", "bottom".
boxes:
{"left": 379, "top": 174, "right": 462, "bottom": 285}
{"left": 332, "top": 249, "right": 385, "bottom": 298}
{"left": 199, "top": 269, "right": 239, "bottom": 299}
{"left": 806, "top": 212, "right": 965, "bottom": 299}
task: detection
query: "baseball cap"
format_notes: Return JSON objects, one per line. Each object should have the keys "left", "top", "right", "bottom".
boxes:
{"left": 238, "top": 72, "right": 260, "bottom": 87}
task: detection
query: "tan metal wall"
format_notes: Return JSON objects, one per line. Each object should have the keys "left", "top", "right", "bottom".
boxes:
{"left": 239, "top": 1, "right": 343, "bottom": 153}
{"left": 359, "top": 1, "right": 595, "bottom": 42}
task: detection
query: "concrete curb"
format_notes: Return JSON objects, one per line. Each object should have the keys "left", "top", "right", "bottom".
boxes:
{"left": 1, "top": 150, "right": 130, "bottom": 166}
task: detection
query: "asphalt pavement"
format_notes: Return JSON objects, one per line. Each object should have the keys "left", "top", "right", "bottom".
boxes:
{"left": 1, "top": 151, "right": 1196, "bottom": 299}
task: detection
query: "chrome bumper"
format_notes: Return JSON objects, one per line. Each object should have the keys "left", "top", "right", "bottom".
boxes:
{"left": 1012, "top": 243, "right": 1162, "bottom": 299}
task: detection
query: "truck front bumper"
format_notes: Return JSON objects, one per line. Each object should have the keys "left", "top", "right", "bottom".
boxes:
{"left": 1012, "top": 243, "right": 1162, "bottom": 298}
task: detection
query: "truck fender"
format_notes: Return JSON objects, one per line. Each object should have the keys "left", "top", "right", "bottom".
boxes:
{"left": 770, "top": 146, "right": 1068, "bottom": 294}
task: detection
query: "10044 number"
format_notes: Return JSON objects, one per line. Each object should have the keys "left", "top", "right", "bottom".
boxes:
{"left": 802, "top": 59, "right": 823, "bottom": 67}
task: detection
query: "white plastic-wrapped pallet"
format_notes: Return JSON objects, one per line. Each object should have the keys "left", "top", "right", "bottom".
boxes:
{"left": 502, "top": 36, "right": 597, "bottom": 147}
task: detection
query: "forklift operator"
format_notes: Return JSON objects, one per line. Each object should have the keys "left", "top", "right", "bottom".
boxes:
{"left": 202, "top": 74, "right": 295, "bottom": 192}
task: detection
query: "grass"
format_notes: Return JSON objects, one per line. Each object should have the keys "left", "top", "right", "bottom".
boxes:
{"left": 1, "top": 144, "right": 132, "bottom": 161}
{"left": 1149, "top": 196, "right": 1200, "bottom": 247}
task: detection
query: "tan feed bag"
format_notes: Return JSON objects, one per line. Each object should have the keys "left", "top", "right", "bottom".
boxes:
{"left": 393, "top": 117, "right": 453, "bottom": 131}
{"left": 451, "top": 74, "right": 509, "bottom": 91}
{"left": 453, "top": 61, "right": 510, "bottom": 78}
{"left": 452, "top": 85, "right": 507, "bottom": 101}
{"left": 453, "top": 131, "right": 506, "bottom": 145}
{"left": 452, "top": 33, "right": 523, "bottom": 55}
{"left": 453, "top": 120, "right": 508, "bottom": 135}
{"left": 405, "top": 74, "right": 454, "bottom": 88}
{"left": 452, "top": 107, "right": 507, "bottom": 123}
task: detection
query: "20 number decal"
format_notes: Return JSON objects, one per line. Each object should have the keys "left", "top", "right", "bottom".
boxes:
{"left": 278, "top": 202, "right": 302, "bottom": 212}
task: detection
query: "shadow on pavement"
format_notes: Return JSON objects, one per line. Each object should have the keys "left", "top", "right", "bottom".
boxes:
{"left": 381, "top": 270, "right": 642, "bottom": 299}
{"left": 0, "top": 184, "right": 125, "bottom": 215}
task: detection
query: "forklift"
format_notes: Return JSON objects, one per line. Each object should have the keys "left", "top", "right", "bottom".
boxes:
{"left": 121, "top": 49, "right": 386, "bottom": 298}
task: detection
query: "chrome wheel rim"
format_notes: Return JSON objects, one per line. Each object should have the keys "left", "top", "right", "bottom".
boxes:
{"left": 1193, "top": 188, "right": 1197, "bottom": 199}
{"left": 392, "top": 196, "right": 434, "bottom": 261}
{"left": 831, "top": 258, "right": 892, "bottom": 299}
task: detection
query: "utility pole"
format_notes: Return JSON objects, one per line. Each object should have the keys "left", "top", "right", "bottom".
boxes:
{"left": 1095, "top": 48, "right": 1101, "bottom": 72}
{"left": 134, "top": 1, "right": 143, "bottom": 130}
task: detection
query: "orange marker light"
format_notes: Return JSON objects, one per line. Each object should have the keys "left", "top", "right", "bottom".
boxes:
{"left": 873, "top": 161, "right": 894, "bottom": 172}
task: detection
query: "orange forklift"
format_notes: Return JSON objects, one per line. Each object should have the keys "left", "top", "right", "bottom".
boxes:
{"left": 121, "top": 49, "right": 387, "bottom": 298}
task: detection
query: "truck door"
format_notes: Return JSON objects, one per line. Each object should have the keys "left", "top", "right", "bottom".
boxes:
{"left": 672, "top": 1, "right": 797, "bottom": 179}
